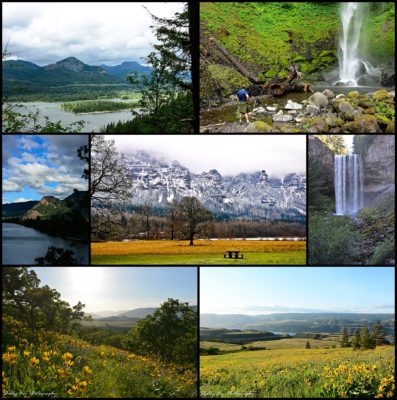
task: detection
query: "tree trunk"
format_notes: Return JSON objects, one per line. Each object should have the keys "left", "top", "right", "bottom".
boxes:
{"left": 208, "top": 37, "right": 265, "bottom": 84}
{"left": 189, "top": 234, "right": 194, "bottom": 245}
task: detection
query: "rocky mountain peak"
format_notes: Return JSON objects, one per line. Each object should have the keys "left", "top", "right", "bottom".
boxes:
{"left": 39, "top": 196, "right": 62, "bottom": 206}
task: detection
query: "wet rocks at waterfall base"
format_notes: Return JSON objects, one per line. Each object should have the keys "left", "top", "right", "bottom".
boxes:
{"left": 245, "top": 89, "right": 395, "bottom": 133}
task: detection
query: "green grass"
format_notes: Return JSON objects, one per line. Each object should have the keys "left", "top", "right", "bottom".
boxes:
{"left": 91, "top": 251, "right": 306, "bottom": 265}
{"left": 200, "top": 346, "right": 395, "bottom": 398}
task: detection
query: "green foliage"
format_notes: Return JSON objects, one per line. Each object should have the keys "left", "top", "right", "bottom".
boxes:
{"left": 206, "top": 64, "right": 250, "bottom": 97}
{"left": 314, "top": 135, "right": 348, "bottom": 155}
{"left": 34, "top": 246, "right": 78, "bottom": 266}
{"left": 359, "top": 327, "right": 376, "bottom": 350}
{"left": 126, "top": 299, "right": 197, "bottom": 365}
{"left": 2, "top": 267, "right": 85, "bottom": 334}
{"left": 309, "top": 213, "right": 363, "bottom": 265}
{"left": 340, "top": 328, "right": 350, "bottom": 348}
{"left": 308, "top": 156, "right": 333, "bottom": 212}
{"left": 370, "top": 239, "right": 395, "bottom": 265}
{"left": 61, "top": 100, "right": 139, "bottom": 113}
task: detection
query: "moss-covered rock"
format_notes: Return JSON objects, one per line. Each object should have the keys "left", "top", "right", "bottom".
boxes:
{"left": 245, "top": 121, "right": 273, "bottom": 132}
{"left": 347, "top": 90, "right": 360, "bottom": 98}
{"left": 302, "top": 116, "right": 329, "bottom": 133}
{"left": 344, "top": 114, "right": 381, "bottom": 133}
{"left": 324, "top": 115, "right": 343, "bottom": 127}
{"left": 372, "top": 89, "right": 393, "bottom": 101}
{"left": 386, "top": 119, "right": 395, "bottom": 133}
{"left": 374, "top": 113, "right": 391, "bottom": 128}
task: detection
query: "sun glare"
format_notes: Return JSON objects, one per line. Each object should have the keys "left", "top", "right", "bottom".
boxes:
{"left": 68, "top": 267, "right": 105, "bottom": 294}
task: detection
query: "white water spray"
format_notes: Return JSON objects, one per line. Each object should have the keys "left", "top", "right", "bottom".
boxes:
{"left": 334, "top": 154, "right": 364, "bottom": 215}
{"left": 337, "top": 2, "right": 380, "bottom": 86}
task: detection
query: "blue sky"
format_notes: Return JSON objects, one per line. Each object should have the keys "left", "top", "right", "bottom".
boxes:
{"left": 200, "top": 267, "right": 395, "bottom": 314}
{"left": 2, "top": 135, "right": 88, "bottom": 204}
{"left": 32, "top": 267, "right": 197, "bottom": 313}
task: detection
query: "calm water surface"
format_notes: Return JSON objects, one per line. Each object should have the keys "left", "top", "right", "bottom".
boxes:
{"left": 2, "top": 223, "right": 89, "bottom": 264}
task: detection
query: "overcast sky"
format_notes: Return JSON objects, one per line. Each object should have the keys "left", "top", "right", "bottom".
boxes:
{"left": 3, "top": 2, "right": 185, "bottom": 65}
{"left": 108, "top": 135, "right": 306, "bottom": 177}
{"left": 201, "top": 267, "right": 395, "bottom": 314}
{"left": 32, "top": 267, "right": 197, "bottom": 313}
{"left": 2, "top": 135, "right": 88, "bottom": 203}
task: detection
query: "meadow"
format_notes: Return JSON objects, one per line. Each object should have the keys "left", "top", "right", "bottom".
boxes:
{"left": 200, "top": 345, "right": 395, "bottom": 398}
{"left": 91, "top": 240, "right": 306, "bottom": 265}
{"left": 2, "top": 317, "right": 196, "bottom": 398}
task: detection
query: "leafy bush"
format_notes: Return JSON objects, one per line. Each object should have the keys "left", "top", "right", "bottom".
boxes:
{"left": 309, "top": 213, "right": 362, "bottom": 265}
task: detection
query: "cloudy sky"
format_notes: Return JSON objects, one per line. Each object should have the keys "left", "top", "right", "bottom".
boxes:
{"left": 108, "top": 135, "right": 306, "bottom": 177}
{"left": 3, "top": 2, "right": 185, "bottom": 65}
{"left": 201, "top": 267, "right": 395, "bottom": 314}
{"left": 2, "top": 135, "right": 88, "bottom": 204}
{"left": 32, "top": 267, "right": 197, "bottom": 313}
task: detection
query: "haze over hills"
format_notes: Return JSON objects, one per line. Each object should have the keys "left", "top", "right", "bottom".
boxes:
{"left": 200, "top": 312, "right": 395, "bottom": 335}
{"left": 2, "top": 57, "right": 152, "bottom": 96}
{"left": 125, "top": 151, "right": 306, "bottom": 222}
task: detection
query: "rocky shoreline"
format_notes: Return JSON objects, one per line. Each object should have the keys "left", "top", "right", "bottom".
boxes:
{"left": 202, "top": 89, "right": 395, "bottom": 133}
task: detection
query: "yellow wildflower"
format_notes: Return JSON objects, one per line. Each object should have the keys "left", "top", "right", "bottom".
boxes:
{"left": 83, "top": 366, "right": 92, "bottom": 374}
{"left": 23, "top": 350, "right": 30, "bottom": 357}
{"left": 62, "top": 352, "right": 73, "bottom": 361}
{"left": 7, "top": 346, "right": 16, "bottom": 352}
{"left": 3, "top": 353, "right": 17, "bottom": 364}
{"left": 30, "top": 356, "right": 40, "bottom": 366}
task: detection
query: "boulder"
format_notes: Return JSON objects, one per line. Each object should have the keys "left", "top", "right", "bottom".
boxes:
{"left": 308, "top": 92, "right": 329, "bottom": 108}
{"left": 322, "top": 89, "right": 335, "bottom": 99}
{"left": 344, "top": 114, "right": 381, "bottom": 133}
{"left": 335, "top": 94, "right": 345, "bottom": 100}
{"left": 252, "top": 107, "right": 268, "bottom": 116}
{"left": 336, "top": 100, "right": 355, "bottom": 120}
{"left": 273, "top": 114, "right": 293, "bottom": 122}
{"left": 302, "top": 116, "right": 329, "bottom": 133}
{"left": 266, "top": 106, "right": 277, "bottom": 112}
{"left": 324, "top": 115, "right": 343, "bottom": 127}
{"left": 245, "top": 121, "right": 273, "bottom": 133}
{"left": 347, "top": 90, "right": 360, "bottom": 98}
{"left": 284, "top": 99, "right": 303, "bottom": 110}
{"left": 305, "top": 104, "right": 320, "bottom": 115}
{"left": 372, "top": 89, "right": 393, "bottom": 102}
{"left": 275, "top": 110, "right": 284, "bottom": 115}
{"left": 295, "top": 113, "right": 305, "bottom": 123}
{"left": 287, "top": 110, "right": 298, "bottom": 115}
{"left": 388, "top": 91, "right": 395, "bottom": 98}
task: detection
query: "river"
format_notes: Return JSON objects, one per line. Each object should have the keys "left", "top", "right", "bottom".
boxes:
{"left": 8, "top": 100, "right": 137, "bottom": 132}
{"left": 2, "top": 223, "right": 89, "bottom": 265}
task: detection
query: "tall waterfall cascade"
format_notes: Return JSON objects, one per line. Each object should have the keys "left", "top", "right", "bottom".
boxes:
{"left": 334, "top": 154, "right": 364, "bottom": 215}
{"left": 337, "top": 2, "right": 380, "bottom": 86}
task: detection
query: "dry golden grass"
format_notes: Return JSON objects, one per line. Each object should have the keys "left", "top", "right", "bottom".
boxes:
{"left": 91, "top": 240, "right": 306, "bottom": 256}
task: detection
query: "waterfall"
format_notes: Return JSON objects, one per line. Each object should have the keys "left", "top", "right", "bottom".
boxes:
{"left": 336, "top": 2, "right": 380, "bottom": 86}
{"left": 334, "top": 154, "right": 364, "bottom": 215}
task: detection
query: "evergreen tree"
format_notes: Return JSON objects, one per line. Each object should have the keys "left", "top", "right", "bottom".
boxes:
{"left": 351, "top": 329, "right": 361, "bottom": 350}
{"left": 360, "top": 326, "right": 376, "bottom": 350}
{"left": 305, "top": 341, "right": 311, "bottom": 349}
{"left": 373, "top": 320, "right": 385, "bottom": 346}
{"left": 340, "top": 327, "right": 350, "bottom": 348}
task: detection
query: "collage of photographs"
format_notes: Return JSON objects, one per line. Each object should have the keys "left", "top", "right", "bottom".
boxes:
{"left": 1, "top": 1, "right": 395, "bottom": 399}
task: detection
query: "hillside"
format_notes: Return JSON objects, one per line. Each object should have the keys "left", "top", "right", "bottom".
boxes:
{"left": 3, "top": 190, "right": 89, "bottom": 241}
{"left": 200, "top": 2, "right": 395, "bottom": 100}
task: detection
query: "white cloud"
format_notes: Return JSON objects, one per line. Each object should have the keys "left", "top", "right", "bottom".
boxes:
{"left": 3, "top": 2, "right": 186, "bottom": 65}
{"left": 14, "top": 197, "right": 34, "bottom": 203}
{"left": 108, "top": 135, "right": 306, "bottom": 177}
{"left": 3, "top": 180, "right": 23, "bottom": 192}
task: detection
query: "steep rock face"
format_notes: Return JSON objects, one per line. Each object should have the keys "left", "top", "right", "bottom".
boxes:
{"left": 308, "top": 136, "right": 334, "bottom": 194}
{"left": 363, "top": 135, "right": 395, "bottom": 204}
{"left": 125, "top": 152, "right": 306, "bottom": 221}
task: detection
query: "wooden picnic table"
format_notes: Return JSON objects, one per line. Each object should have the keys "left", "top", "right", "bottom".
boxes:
{"left": 224, "top": 250, "right": 244, "bottom": 259}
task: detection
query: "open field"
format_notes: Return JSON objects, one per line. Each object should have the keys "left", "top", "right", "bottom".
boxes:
{"left": 200, "top": 345, "right": 395, "bottom": 398}
{"left": 91, "top": 240, "right": 306, "bottom": 265}
{"left": 201, "top": 336, "right": 341, "bottom": 351}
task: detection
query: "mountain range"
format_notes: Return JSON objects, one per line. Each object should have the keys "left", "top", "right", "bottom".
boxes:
{"left": 200, "top": 313, "right": 395, "bottom": 335}
{"left": 2, "top": 57, "right": 152, "bottom": 96}
{"left": 87, "top": 305, "right": 197, "bottom": 320}
{"left": 124, "top": 151, "right": 306, "bottom": 221}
